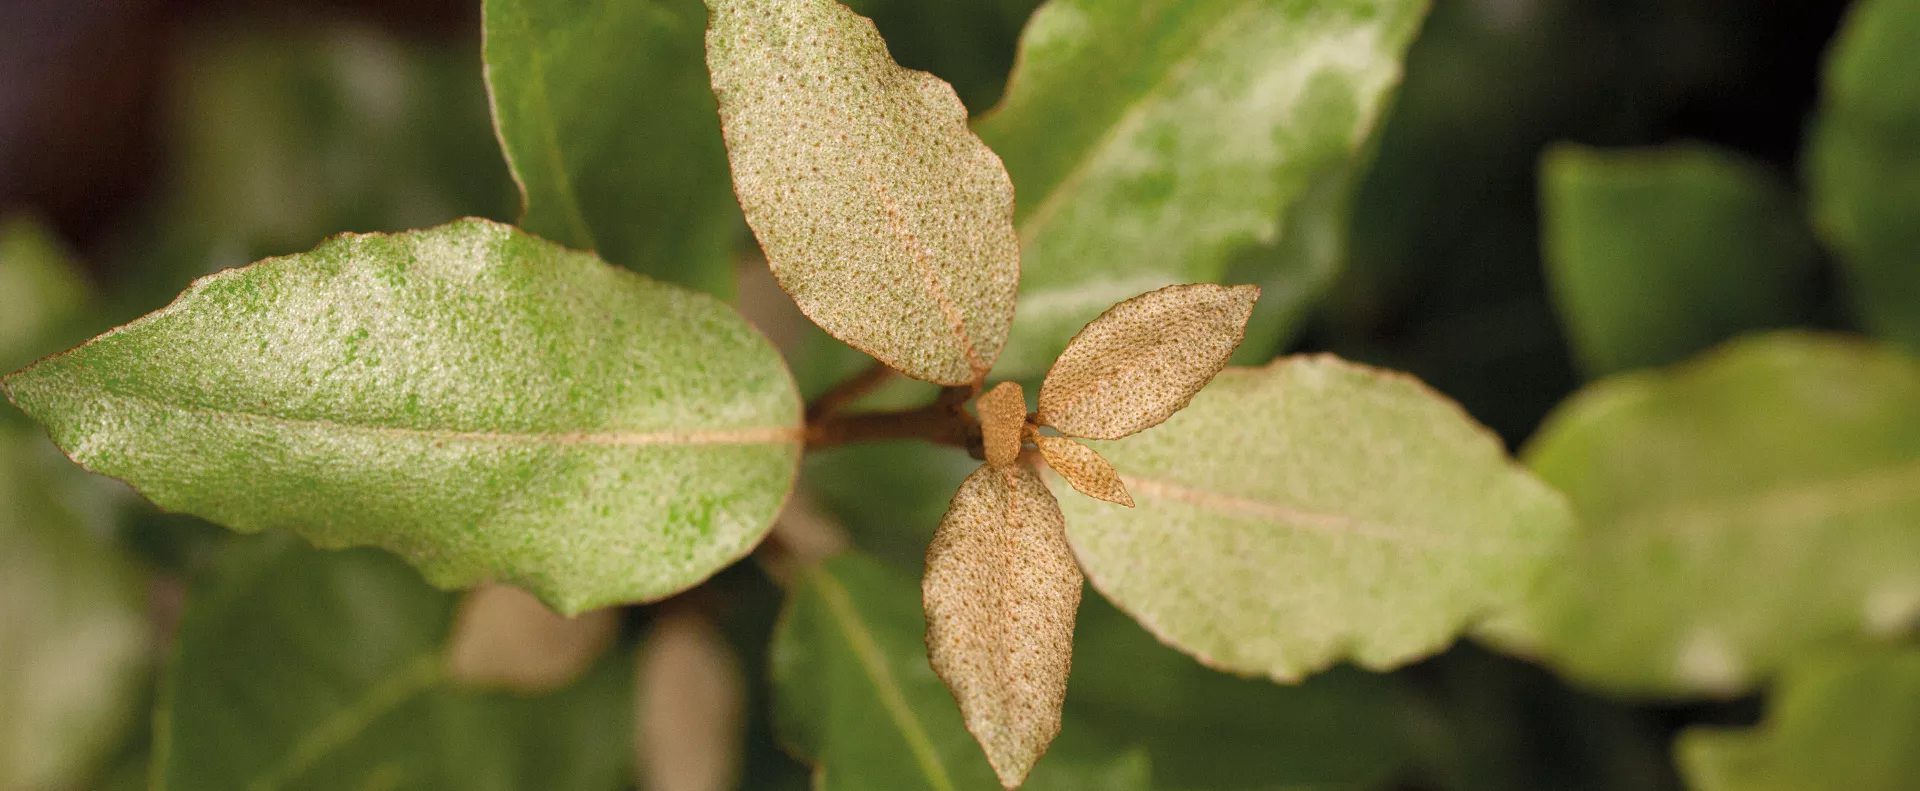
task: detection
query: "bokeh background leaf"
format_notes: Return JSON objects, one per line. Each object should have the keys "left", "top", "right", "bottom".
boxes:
{"left": 152, "top": 532, "right": 634, "bottom": 791}
{"left": 978, "top": 0, "right": 1429, "bottom": 378}
{"left": 1677, "top": 647, "right": 1920, "bottom": 791}
{"left": 484, "top": 0, "right": 740, "bottom": 297}
{"left": 1487, "top": 332, "right": 1920, "bottom": 696}
{"left": 1540, "top": 143, "right": 1815, "bottom": 377}
{"left": 1806, "top": 0, "right": 1920, "bottom": 354}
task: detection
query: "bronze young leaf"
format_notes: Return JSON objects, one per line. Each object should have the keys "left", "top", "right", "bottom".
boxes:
{"left": 703, "top": 0, "right": 1020, "bottom": 386}
{"left": 1038, "top": 283, "right": 1259, "bottom": 440}
{"left": 923, "top": 463, "right": 1080, "bottom": 789}
{"left": 976, "top": 381, "right": 1028, "bottom": 469}
{"left": 1034, "top": 434, "right": 1132, "bottom": 507}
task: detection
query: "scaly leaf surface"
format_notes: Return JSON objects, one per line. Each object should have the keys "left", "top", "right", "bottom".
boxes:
{"left": 1037, "top": 284, "right": 1257, "bottom": 440}
{"left": 704, "top": 0, "right": 1019, "bottom": 385}
{"left": 3, "top": 219, "right": 801, "bottom": 614}
{"left": 924, "top": 464, "right": 1081, "bottom": 787}
{"left": 1055, "top": 356, "right": 1571, "bottom": 681}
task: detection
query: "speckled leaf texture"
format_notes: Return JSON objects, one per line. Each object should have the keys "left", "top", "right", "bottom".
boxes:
{"left": 1541, "top": 143, "right": 1815, "bottom": 377}
{"left": 977, "top": 0, "right": 1427, "bottom": 378}
{"left": 1053, "top": 356, "right": 1572, "bottom": 681}
{"left": 1037, "top": 284, "right": 1257, "bottom": 440}
{"left": 485, "top": 0, "right": 740, "bottom": 297}
{"left": 1678, "top": 648, "right": 1920, "bottom": 791}
{"left": 0, "top": 427, "right": 148, "bottom": 791}
{"left": 1807, "top": 0, "right": 1920, "bottom": 353}
{"left": 704, "top": 0, "right": 1020, "bottom": 385}
{"left": 975, "top": 381, "right": 1028, "bottom": 469}
{"left": 1033, "top": 435, "right": 1129, "bottom": 507}
{"left": 1482, "top": 332, "right": 1920, "bottom": 696}
{"left": 154, "top": 533, "right": 634, "bottom": 791}
{"left": 2, "top": 219, "right": 802, "bottom": 615}
{"left": 924, "top": 464, "right": 1081, "bottom": 788}
{"left": 775, "top": 554, "right": 1149, "bottom": 791}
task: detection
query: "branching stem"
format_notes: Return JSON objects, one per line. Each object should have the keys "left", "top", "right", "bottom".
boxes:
{"left": 804, "top": 361, "right": 897, "bottom": 422}
{"left": 805, "top": 383, "right": 983, "bottom": 458}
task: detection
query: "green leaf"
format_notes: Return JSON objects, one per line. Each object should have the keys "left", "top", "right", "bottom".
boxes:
{"left": 773, "top": 553, "right": 1150, "bottom": 791}
{"left": 1066, "top": 592, "right": 1416, "bottom": 790}
{"left": 1678, "top": 648, "right": 1920, "bottom": 791}
{"left": 3, "top": 219, "right": 801, "bottom": 614}
{"left": 1540, "top": 143, "right": 1815, "bottom": 377}
{"left": 1054, "top": 356, "right": 1572, "bottom": 681}
{"left": 703, "top": 0, "right": 1022, "bottom": 386}
{"left": 1807, "top": 0, "right": 1920, "bottom": 353}
{"left": 0, "top": 215, "right": 89, "bottom": 377}
{"left": 802, "top": 440, "right": 978, "bottom": 573}
{"left": 977, "top": 0, "right": 1429, "bottom": 378}
{"left": 1485, "top": 332, "right": 1920, "bottom": 695}
{"left": 837, "top": 0, "right": 1042, "bottom": 113}
{"left": 153, "top": 532, "right": 634, "bottom": 791}
{"left": 0, "top": 427, "right": 148, "bottom": 791}
{"left": 484, "top": 0, "right": 740, "bottom": 297}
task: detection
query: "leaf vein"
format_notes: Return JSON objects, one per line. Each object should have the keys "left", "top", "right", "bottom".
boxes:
{"left": 66, "top": 388, "right": 802, "bottom": 447}
{"left": 245, "top": 652, "right": 447, "bottom": 791}
{"left": 811, "top": 568, "right": 958, "bottom": 791}
{"left": 1120, "top": 474, "right": 1437, "bottom": 545}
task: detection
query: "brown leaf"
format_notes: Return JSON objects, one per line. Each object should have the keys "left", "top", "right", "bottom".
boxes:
{"left": 1038, "top": 283, "right": 1260, "bottom": 440}
{"left": 445, "top": 583, "right": 618, "bottom": 693}
{"left": 704, "top": 0, "right": 1020, "bottom": 385}
{"left": 923, "top": 463, "right": 1081, "bottom": 789}
{"left": 636, "top": 608, "right": 746, "bottom": 791}
{"left": 1035, "top": 434, "right": 1132, "bottom": 507}
{"left": 976, "top": 381, "right": 1028, "bottom": 468}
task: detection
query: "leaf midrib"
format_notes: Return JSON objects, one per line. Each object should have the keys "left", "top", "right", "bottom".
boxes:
{"left": 47, "top": 384, "right": 802, "bottom": 447}
{"left": 1118, "top": 474, "right": 1441, "bottom": 545}
{"left": 811, "top": 568, "right": 959, "bottom": 791}
{"left": 247, "top": 653, "right": 448, "bottom": 791}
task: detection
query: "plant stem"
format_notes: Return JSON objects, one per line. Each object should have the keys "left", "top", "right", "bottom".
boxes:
{"left": 804, "top": 360, "right": 896, "bottom": 422}
{"left": 804, "top": 385, "right": 983, "bottom": 458}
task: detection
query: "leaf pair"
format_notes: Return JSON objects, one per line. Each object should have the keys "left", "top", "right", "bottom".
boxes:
{"left": 924, "top": 283, "right": 1257, "bottom": 788}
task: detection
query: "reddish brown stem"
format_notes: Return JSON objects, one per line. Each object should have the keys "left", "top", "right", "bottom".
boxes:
{"left": 803, "top": 361, "right": 897, "bottom": 422}
{"left": 804, "top": 390, "right": 984, "bottom": 459}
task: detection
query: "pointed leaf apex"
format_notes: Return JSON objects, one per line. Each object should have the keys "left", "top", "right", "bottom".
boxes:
{"left": 1039, "top": 283, "right": 1259, "bottom": 440}
{"left": 1036, "top": 434, "right": 1133, "bottom": 507}
{"left": 924, "top": 464, "right": 1080, "bottom": 788}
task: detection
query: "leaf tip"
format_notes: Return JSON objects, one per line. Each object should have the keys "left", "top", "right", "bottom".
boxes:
{"left": 1035, "top": 435, "right": 1132, "bottom": 507}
